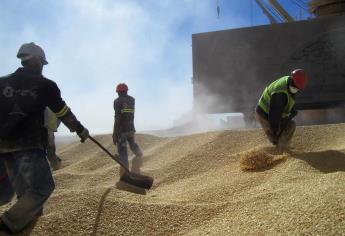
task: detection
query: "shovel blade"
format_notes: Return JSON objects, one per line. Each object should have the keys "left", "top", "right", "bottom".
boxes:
{"left": 120, "top": 172, "right": 154, "bottom": 190}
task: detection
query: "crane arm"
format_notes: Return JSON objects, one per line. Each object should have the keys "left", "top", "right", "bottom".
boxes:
{"left": 255, "top": 0, "right": 278, "bottom": 24}
{"left": 268, "top": 0, "right": 294, "bottom": 22}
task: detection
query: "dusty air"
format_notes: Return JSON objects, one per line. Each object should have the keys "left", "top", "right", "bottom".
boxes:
{"left": 0, "top": 0, "right": 345, "bottom": 235}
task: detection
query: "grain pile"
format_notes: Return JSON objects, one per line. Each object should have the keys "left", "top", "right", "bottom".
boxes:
{"left": 1, "top": 124, "right": 345, "bottom": 235}
{"left": 239, "top": 146, "right": 288, "bottom": 171}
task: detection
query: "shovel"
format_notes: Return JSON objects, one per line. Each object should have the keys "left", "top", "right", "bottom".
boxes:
{"left": 89, "top": 135, "right": 154, "bottom": 190}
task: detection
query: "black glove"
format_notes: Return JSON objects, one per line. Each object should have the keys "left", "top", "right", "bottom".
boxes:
{"left": 77, "top": 127, "right": 89, "bottom": 143}
{"left": 289, "top": 109, "right": 298, "bottom": 119}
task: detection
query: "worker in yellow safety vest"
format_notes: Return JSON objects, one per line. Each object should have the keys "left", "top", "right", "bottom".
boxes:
{"left": 255, "top": 69, "right": 309, "bottom": 151}
{"left": 44, "top": 108, "right": 62, "bottom": 170}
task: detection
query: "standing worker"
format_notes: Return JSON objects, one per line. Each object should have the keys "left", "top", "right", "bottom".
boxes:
{"left": 255, "top": 69, "right": 308, "bottom": 151}
{"left": 0, "top": 42, "right": 89, "bottom": 234}
{"left": 44, "top": 107, "right": 62, "bottom": 171}
{"left": 113, "top": 83, "right": 143, "bottom": 177}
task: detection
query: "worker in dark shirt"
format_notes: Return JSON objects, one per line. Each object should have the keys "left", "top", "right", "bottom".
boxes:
{"left": 0, "top": 42, "right": 89, "bottom": 234}
{"left": 255, "top": 69, "right": 308, "bottom": 151}
{"left": 113, "top": 83, "right": 143, "bottom": 177}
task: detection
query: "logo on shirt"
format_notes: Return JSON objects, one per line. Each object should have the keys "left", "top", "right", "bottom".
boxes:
{"left": 2, "top": 86, "right": 37, "bottom": 99}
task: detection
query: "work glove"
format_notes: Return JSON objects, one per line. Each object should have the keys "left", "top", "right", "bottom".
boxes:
{"left": 77, "top": 127, "right": 89, "bottom": 143}
{"left": 289, "top": 109, "right": 298, "bottom": 119}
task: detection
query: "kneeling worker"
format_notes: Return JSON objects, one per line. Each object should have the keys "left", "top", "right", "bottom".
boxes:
{"left": 255, "top": 69, "right": 308, "bottom": 150}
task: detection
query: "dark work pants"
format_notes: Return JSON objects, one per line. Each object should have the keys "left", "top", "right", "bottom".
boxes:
{"left": 0, "top": 159, "right": 14, "bottom": 206}
{"left": 0, "top": 149, "right": 55, "bottom": 233}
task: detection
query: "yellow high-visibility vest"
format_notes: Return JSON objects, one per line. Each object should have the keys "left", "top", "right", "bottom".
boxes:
{"left": 44, "top": 108, "right": 60, "bottom": 131}
{"left": 258, "top": 76, "right": 295, "bottom": 118}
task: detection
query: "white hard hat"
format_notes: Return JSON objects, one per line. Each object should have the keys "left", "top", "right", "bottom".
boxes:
{"left": 17, "top": 42, "right": 48, "bottom": 65}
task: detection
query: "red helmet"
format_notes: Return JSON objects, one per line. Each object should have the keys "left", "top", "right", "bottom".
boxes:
{"left": 291, "top": 69, "right": 308, "bottom": 90}
{"left": 116, "top": 83, "right": 128, "bottom": 92}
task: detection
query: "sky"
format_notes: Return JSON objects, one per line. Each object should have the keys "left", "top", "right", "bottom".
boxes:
{"left": 0, "top": 0, "right": 311, "bottom": 135}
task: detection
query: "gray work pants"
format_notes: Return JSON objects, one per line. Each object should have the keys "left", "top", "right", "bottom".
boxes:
{"left": 117, "top": 132, "right": 143, "bottom": 171}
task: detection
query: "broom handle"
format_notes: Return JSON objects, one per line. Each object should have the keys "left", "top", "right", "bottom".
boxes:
{"left": 88, "top": 135, "right": 130, "bottom": 173}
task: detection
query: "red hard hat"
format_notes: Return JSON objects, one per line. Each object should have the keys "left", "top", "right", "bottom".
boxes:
{"left": 291, "top": 69, "right": 308, "bottom": 90}
{"left": 116, "top": 83, "right": 128, "bottom": 92}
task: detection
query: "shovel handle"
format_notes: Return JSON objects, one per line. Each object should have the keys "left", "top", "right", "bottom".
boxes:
{"left": 88, "top": 135, "right": 130, "bottom": 173}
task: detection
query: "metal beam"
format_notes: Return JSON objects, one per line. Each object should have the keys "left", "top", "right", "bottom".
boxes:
{"left": 255, "top": 0, "right": 279, "bottom": 24}
{"left": 268, "top": 0, "right": 295, "bottom": 22}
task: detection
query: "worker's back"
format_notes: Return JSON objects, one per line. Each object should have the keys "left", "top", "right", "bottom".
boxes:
{"left": 114, "top": 94, "right": 136, "bottom": 133}
{"left": 0, "top": 67, "right": 66, "bottom": 152}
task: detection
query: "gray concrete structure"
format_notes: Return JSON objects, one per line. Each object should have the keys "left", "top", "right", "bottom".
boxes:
{"left": 192, "top": 14, "right": 345, "bottom": 124}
